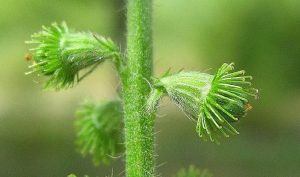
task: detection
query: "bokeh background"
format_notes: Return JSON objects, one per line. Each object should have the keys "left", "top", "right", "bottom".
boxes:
{"left": 0, "top": 0, "right": 299, "bottom": 176}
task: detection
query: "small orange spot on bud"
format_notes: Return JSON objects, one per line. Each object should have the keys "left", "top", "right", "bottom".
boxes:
{"left": 25, "top": 53, "right": 32, "bottom": 61}
{"left": 244, "top": 103, "right": 252, "bottom": 112}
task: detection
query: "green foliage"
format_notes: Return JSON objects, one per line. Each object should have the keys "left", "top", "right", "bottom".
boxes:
{"left": 174, "top": 165, "right": 213, "bottom": 177}
{"left": 147, "top": 63, "right": 257, "bottom": 143}
{"left": 26, "top": 22, "right": 120, "bottom": 90}
{"left": 75, "top": 100, "right": 123, "bottom": 165}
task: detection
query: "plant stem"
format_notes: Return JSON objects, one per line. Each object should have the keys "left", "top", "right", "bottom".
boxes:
{"left": 122, "top": 0, "right": 154, "bottom": 176}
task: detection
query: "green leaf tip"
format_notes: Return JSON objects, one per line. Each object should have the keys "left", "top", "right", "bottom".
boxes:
{"left": 173, "top": 165, "right": 213, "bottom": 177}
{"left": 25, "top": 22, "right": 120, "bottom": 90}
{"left": 75, "top": 100, "right": 124, "bottom": 165}
{"left": 147, "top": 63, "right": 258, "bottom": 143}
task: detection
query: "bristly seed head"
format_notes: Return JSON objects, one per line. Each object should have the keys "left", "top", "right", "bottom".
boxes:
{"left": 147, "top": 63, "right": 258, "bottom": 143}
{"left": 25, "top": 22, "right": 120, "bottom": 90}
{"left": 75, "top": 100, "right": 124, "bottom": 165}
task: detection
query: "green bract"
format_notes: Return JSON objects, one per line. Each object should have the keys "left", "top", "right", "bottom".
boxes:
{"left": 75, "top": 100, "right": 123, "bottom": 165}
{"left": 26, "top": 22, "right": 120, "bottom": 89}
{"left": 148, "top": 63, "right": 257, "bottom": 143}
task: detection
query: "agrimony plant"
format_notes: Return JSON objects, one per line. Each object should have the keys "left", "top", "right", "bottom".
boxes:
{"left": 25, "top": 1, "right": 257, "bottom": 177}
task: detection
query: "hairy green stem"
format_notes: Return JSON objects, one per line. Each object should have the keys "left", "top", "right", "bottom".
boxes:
{"left": 122, "top": 0, "right": 154, "bottom": 176}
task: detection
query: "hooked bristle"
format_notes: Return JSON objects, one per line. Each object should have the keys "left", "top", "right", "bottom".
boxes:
{"left": 75, "top": 100, "right": 124, "bottom": 165}
{"left": 25, "top": 22, "right": 120, "bottom": 90}
{"left": 196, "top": 63, "right": 257, "bottom": 142}
{"left": 147, "top": 63, "right": 258, "bottom": 143}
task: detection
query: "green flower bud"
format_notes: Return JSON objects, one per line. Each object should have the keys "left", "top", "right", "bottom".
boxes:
{"left": 147, "top": 63, "right": 258, "bottom": 143}
{"left": 26, "top": 22, "right": 120, "bottom": 89}
{"left": 75, "top": 100, "right": 123, "bottom": 165}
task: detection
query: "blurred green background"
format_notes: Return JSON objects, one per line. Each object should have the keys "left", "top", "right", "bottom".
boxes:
{"left": 0, "top": 0, "right": 299, "bottom": 176}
